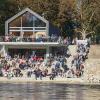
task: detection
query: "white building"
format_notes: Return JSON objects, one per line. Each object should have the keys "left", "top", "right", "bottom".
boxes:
{"left": 0, "top": 8, "right": 66, "bottom": 58}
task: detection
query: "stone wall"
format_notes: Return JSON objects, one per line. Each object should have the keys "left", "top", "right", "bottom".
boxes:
{"left": 88, "top": 45, "right": 100, "bottom": 59}
{"left": 83, "top": 45, "right": 100, "bottom": 83}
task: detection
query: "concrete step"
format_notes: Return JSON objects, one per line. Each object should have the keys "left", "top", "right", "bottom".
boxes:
{"left": 68, "top": 45, "right": 77, "bottom": 56}
{"left": 88, "top": 45, "right": 100, "bottom": 59}
{"left": 66, "top": 45, "right": 77, "bottom": 68}
{"left": 83, "top": 59, "right": 100, "bottom": 83}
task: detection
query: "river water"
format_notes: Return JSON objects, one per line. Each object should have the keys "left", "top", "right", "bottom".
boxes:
{"left": 0, "top": 83, "right": 100, "bottom": 100}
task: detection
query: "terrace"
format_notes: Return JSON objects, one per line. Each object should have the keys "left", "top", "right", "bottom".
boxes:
{"left": 0, "top": 36, "right": 69, "bottom": 47}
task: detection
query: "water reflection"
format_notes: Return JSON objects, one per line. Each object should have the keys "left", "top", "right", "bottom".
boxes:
{"left": 0, "top": 83, "right": 100, "bottom": 100}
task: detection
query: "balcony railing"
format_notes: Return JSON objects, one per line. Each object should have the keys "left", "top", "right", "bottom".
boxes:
{"left": 0, "top": 36, "right": 69, "bottom": 44}
{"left": 9, "top": 27, "right": 47, "bottom": 32}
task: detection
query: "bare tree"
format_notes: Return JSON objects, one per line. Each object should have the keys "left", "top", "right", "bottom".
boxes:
{"left": 76, "top": 0, "right": 100, "bottom": 39}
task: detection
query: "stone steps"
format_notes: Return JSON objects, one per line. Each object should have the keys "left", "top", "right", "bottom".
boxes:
{"left": 83, "top": 45, "right": 100, "bottom": 83}
{"left": 67, "top": 45, "right": 77, "bottom": 68}
{"left": 68, "top": 45, "right": 77, "bottom": 55}
{"left": 88, "top": 45, "right": 100, "bottom": 59}
{"left": 83, "top": 59, "right": 100, "bottom": 83}
{"left": 68, "top": 45, "right": 100, "bottom": 83}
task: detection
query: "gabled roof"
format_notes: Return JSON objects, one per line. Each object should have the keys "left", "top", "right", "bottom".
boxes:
{"left": 5, "top": 8, "right": 48, "bottom": 24}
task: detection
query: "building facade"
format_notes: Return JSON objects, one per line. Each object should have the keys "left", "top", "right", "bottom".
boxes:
{"left": 0, "top": 8, "right": 66, "bottom": 59}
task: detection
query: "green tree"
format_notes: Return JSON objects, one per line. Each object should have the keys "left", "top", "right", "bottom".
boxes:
{"left": 0, "top": 0, "right": 18, "bottom": 35}
{"left": 75, "top": 0, "right": 100, "bottom": 39}
{"left": 0, "top": 0, "right": 59, "bottom": 35}
{"left": 57, "top": 0, "right": 77, "bottom": 38}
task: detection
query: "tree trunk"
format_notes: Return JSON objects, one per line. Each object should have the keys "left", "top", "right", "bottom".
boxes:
{"left": 82, "top": 29, "right": 86, "bottom": 39}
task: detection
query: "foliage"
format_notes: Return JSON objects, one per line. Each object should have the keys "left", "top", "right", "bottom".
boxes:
{"left": 75, "top": 0, "right": 100, "bottom": 39}
{"left": 0, "top": 0, "right": 100, "bottom": 39}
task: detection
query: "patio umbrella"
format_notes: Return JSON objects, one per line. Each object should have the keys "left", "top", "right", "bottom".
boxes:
{"left": 36, "top": 32, "right": 46, "bottom": 37}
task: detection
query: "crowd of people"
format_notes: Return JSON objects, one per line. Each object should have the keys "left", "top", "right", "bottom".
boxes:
{"left": 71, "top": 42, "right": 90, "bottom": 77}
{"left": 0, "top": 40, "right": 90, "bottom": 80}
{"left": 0, "top": 35, "right": 74, "bottom": 45}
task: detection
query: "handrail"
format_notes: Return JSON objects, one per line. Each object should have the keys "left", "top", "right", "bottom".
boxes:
{"left": 10, "top": 27, "right": 46, "bottom": 28}
{"left": 0, "top": 36, "right": 71, "bottom": 45}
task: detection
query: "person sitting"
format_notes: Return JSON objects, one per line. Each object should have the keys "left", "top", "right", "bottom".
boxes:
{"left": 34, "top": 68, "right": 43, "bottom": 80}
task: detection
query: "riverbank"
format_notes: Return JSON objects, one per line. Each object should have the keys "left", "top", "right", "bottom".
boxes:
{"left": 0, "top": 77, "right": 100, "bottom": 86}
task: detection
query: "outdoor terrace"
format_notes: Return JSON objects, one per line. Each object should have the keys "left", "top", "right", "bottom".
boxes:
{"left": 0, "top": 36, "right": 69, "bottom": 46}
